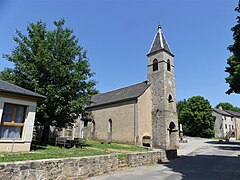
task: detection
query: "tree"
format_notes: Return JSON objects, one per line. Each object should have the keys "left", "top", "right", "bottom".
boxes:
{"left": 215, "top": 102, "right": 240, "bottom": 112}
{"left": 226, "top": 1, "right": 240, "bottom": 94}
{"left": 176, "top": 99, "right": 187, "bottom": 119}
{"left": 177, "top": 96, "right": 215, "bottom": 138}
{"left": 0, "top": 19, "right": 97, "bottom": 144}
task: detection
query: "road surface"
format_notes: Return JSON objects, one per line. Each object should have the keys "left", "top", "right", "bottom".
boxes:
{"left": 89, "top": 137, "right": 240, "bottom": 179}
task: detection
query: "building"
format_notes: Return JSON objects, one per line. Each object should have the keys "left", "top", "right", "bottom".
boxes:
{"left": 213, "top": 107, "right": 240, "bottom": 140}
{"left": 63, "top": 25, "right": 179, "bottom": 150}
{"left": 0, "top": 80, "right": 45, "bottom": 152}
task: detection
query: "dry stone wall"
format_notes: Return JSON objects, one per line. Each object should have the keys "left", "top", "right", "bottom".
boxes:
{"left": 0, "top": 155, "right": 118, "bottom": 180}
{"left": 0, "top": 150, "right": 175, "bottom": 179}
{"left": 127, "top": 149, "right": 167, "bottom": 167}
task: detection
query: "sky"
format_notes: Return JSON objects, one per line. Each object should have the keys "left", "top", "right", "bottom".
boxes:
{"left": 0, "top": 0, "right": 239, "bottom": 107}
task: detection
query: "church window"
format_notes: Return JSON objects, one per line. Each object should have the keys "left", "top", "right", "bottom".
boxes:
{"left": 91, "top": 120, "right": 96, "bottom": 134}
{"left": 108, "top": 119, "right": 112, "bottom": 142}
{"left": 167, "top": 59, "right": 171, "bottom": 71}
{"left": 169, "top": 121, "right": 176, "bottom": 130}
{"left": 168, "top": 94, "right": 173, "bottom": 102}
{"left": 153, "top": 59, "right": 158, "bottom": 71}
{"left": 84, "top": 121, "right": 88, "bottom": 127}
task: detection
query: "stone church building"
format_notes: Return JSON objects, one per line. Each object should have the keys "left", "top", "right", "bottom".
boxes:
{"left": 62, "top": 26, "right": 179, "bottom": 150}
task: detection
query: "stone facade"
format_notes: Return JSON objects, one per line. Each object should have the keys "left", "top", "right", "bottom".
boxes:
{"left": 60, "top": 26, "right": 179, "bottom": 150}
{"left": 213, "top": 107, "right": 240, "bottom": 140}
{"left": 147, "top": 27, "right": 179, "bottom": 150}
{"left": 86, "top": 100, "right": 136, "bottom": 144}
{"left": 0, "top": 150, "right": 173, "bottom": 179}
{"left": 235, "top": 116, "right": 240, "bottom": 140}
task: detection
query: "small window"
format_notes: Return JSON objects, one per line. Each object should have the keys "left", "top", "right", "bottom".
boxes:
{"left": 84, "top": 121, "right": 88, "bottom": 127}
{"left": 169, "top": 121, "right": 176, "bottom": 130}
{"left": 167, "top": 59, "right": 171, "bottom": 71}
{"left": 168, "top": 94, "right": 173, "bottom": 102}
{"left": 0, "top": 103, "right": 27, "bottom": 139}
{"left": 232, "top": 125, "right": 234, "bottom": 130}
{"left": 153, "top": 59, "right": 158, "bottom": 71}
{"left": 225, "top": 124, "right": 227, "bottom": 129}
{"left": 229, "top": 125, "right": 231, "bottom": 130}
{"left": 91, "top": 120, "right": 96, "bottom": 133}
{"left": 108, "top": 119, "right": 112, "bottom": 142}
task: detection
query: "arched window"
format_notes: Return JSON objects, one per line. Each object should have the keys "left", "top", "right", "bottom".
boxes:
{"left": 153, "top": 59, "right": 158, "bottom": 71}
{"left": 91, "top": 120, "right": 96, "bottom": 134}
{"left": 108, "top": 119, "right": 112, "bottom": 142}
{"left": 168, "top": 94, "right": 173, "bottom": 102}
{"left": 167, "top": 59, "right": 171, "bottom": 71}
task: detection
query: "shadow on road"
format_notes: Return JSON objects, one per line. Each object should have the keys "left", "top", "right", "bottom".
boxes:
{"left": 163, "top": 155, "right": 240, "bottom": 180}
{"left": 206, "top": 140, "right": 240, "bottom": 145}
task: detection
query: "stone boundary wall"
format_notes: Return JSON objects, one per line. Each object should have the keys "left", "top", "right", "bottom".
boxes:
{"left": 127, "top": 149, "right": 167, "bottom": 167}
{"left": 0, "top": 150, "right": 176, "bottom": 179}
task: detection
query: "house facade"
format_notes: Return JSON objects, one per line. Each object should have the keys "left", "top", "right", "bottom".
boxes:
{"left": 213, "top": 107, "right": 240, "bottom": 140}
{"left": 63, "top": 25, "right": 179, "bottom": 150}
{"left": 0, "top": 80, "right": 45, "bottom": 152}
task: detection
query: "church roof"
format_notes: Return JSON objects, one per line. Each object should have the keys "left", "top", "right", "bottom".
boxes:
{"left": 0, "top": 79, "right": 46, "bottom": 99}
{"left": 87, "top": 81, "right": 150, "bottom": 109}
{"left": 147, "top": 25, "right": 173, "bottom": 56}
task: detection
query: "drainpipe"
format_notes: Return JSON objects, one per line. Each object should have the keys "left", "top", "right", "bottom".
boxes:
{"left": 134, "top": 100, "right": 138, "bottom": 145}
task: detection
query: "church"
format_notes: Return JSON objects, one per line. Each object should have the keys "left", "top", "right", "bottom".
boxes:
{"left": 62, "top": 25, "right": 179, "bottom": 150}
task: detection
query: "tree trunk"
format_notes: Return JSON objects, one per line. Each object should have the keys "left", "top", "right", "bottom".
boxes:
{"left": 41, "top": 125, "right": 50, "bottom": 145}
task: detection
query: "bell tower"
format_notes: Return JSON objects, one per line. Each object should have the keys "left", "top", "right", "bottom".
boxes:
{"left": 147, "top": 25, "right": 179, "bottom": 150}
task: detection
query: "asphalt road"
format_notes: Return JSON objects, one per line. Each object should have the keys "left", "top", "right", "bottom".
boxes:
{"left": 89, "top": 137, "right": 240, "bottom": 180}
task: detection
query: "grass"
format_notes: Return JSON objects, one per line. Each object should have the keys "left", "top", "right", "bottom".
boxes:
{"left": 0, "top": 140, "right": 146, "bottom": 162}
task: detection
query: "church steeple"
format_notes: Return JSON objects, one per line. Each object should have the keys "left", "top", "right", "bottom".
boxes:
{"left": 147, "top": 24, "right": 179, "bottom": 150}
{"left": 147, "top": 25, "right": 173, "bottom": 56}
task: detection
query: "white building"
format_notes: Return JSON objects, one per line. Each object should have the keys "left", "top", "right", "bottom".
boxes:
{"left": 213, "top": 107, "right": 239, "bottom": 139}
{"left": 0, "top": 80, "right": 45, "bottom": 152}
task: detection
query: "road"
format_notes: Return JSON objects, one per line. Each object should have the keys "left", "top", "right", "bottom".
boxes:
{"left": 89, "top": 137, "right": 240, "bottom": 180}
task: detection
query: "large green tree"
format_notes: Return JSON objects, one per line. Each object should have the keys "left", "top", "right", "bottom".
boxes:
{"left": 215, "top": 102, "right": 240, "bottom": 112}
{"left": 177, "top": 96, "right": 215, "bottom": 138}
{"left": 226, "top": 1, "right": 240, "bottom": 94}
{"left": 0, "top": 19, "right": 97, "bottom": 143}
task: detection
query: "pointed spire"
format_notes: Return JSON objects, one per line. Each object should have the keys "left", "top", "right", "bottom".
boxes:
{"left": 147, "top": 25, "right": 173, "bottom": 56}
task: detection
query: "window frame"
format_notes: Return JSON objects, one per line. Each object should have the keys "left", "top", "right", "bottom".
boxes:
{"left": 153, "top": 59, "right": 158, "bottom": 71}
{"left": 0, "top": 103, "right": 27, "bottom": 139}
{"left": 167, "top": 59, "right": 171, "bottom": 72}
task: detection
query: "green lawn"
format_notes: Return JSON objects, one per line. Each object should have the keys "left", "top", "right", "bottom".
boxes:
{"left": 0, "top": 140, "right": 146, "bottom": 162}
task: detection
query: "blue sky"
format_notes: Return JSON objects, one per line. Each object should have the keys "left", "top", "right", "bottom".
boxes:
{"left": 0, "top": 0, "right": 239, "bottom": 107}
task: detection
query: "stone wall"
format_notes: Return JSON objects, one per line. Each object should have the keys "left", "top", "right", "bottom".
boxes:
{"left": 127, "top": 149, "right": 167, "bottom": 167}
{"left": 0, "top": 154, "right": 118, "bottom": 180}
{"left": 0, "top": 150, "right": 176, "bottom": 179}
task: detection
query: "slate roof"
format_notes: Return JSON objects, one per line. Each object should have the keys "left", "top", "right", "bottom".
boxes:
{"left": 0, "top": 80, "right": 46, "bottom": 99}
{"left": 87, "top": 81, "right": 150, "bottom": 109}
{"left": 213, "top": 108, "right": 232, "bottom": 116}
{"left": 147, "top": 25, "right": 173, "bottom": 56}
{"left": 225, "top": 110, "right": 240, "bottom": 117}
